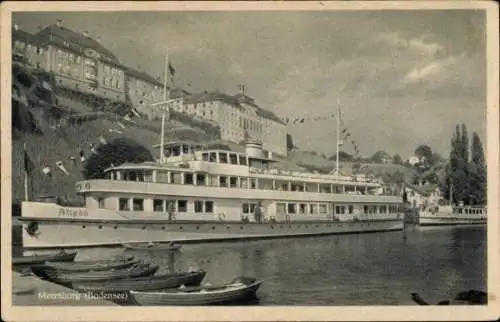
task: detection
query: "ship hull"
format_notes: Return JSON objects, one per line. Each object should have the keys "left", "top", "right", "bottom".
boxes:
{"left": 418, "top": 211, "right": 487, "bottom": 226}
{"left": 20, "top": 219, "right": 404, "bottom": 249}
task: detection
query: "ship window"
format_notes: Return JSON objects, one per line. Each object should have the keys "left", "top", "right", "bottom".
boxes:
{"left": 287, "top": 203, "right": 296, "bottom": 214}
{"left": 240, "top": 177, "right": 248, "bottom": 188}
{"left": 364, "top": 205, "right": 369, "bottom": 214}
{"left": 202, "top": 153, "right": 209, "bottom": 161}
{"left": 170, "top": 172, "right": 182, "bottom": 184}
{"left": 239, "top": 156, "right": 247, "bottom": 166}
{"left": 380, "top": 205, "right": 387, "bottom": 213}
{"left": 348, "top": 205, "right": 354, "bottom": 214}
{"left": 205, "top": 201, "right": 214, "bottom": 213}
{"left": 299, "top": 203, "right": 307, "bottom": 214}
{"left": 335, "top": 206, "right": 340, "bottom": 214}
{"left": 98, "top": 197, "right": 105, "bottom": 209}
{"left": 156, "top": 170, "right": 169, "bottom": 183}
{"left": 219, "top": 176, "right": 228, "bottom": 187}
{"left": 171, "top": 146, "right": 181, "bottom": 156}
{"left": 144, "top": 170, "right": 153, "bottom": 182}
{"left": 177, "top": 200, "right": 187, "bottom": 212}
{"left": 250, "top": 179, "right": 257, "bottom": 189}
{"left": 137, "top": 171, "right": 144, "bottom": 182}
{"left": 194, "top": 201, "right": 204, "bottom": 213}
{"left": 219, "top": 153, "right": 228, "bottom": 163}
{"left": 129, "top": 171, "right": 137, "bottom": 181}
{"left": 229, "top": 177, "right": 238, "bottom": 188}
{"left": 133, "top": 199, "right": 144, "bottom": 211}
{"left": 229, "top": 154, "right": 238, "bottom": 164}
{"left": 184, "top": 173, "right": 194, "bottom": 185}
{"left": 119, "top": 198, "right": 129, "bottom": 211}
{"left": 242, "top": 203, "right": 249, "bottom": 214}
{"left": 209, "top": 152, "right": 217, "bottom": 162}
{"left": 250, "top": 203, "right": 257, "bottom": 213}
{"left": 196, "top": 174, "right": 206, "bottom": 185}
{"left": 290, "top": 184, "right": 297, "bottom": 192}
{"left": 153, "top": 199, "right": 164, "bottom": 212}
{"left": 182, "top": 145, "right": 190, "bottom": 154}
{"left": 310, "top": 204, "right": 317, "bottom": 214}
{"left": 280, "top": 183, "right": 288, "bottom": 191}
{"left": 319, "top": 204, "right": 327, "bottom": 214}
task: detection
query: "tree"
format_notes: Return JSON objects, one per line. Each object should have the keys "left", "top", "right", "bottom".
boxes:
{"left": 414, "top": 145, "right": 433, "bottom": 166}
{"left": 469, "top": 132, "right": 486, "bottom": 205}
{"left": 328, "top": 151, "right": 354, "bottom": 162}
{"left": 392, "top": 154, "right": 403, "bottom": 165}
{"left": 286, "top": 133, "right": 295, "bottom": 151}
{"left": 370, "top": 150, "right": 390, "bottom": 163}
{"left": 444, "top": 124, "right": 471, "bottom": 204}
{"left": 83, "top": 138, "right": 154, "bottom": 179}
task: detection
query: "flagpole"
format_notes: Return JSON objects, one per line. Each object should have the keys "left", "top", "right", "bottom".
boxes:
{"left": 160, "top": 49, "right": 169, "bottom": 164}
{"left": 24, "top": 143, "right": 29, "bottom": 201}
{"left": 336, "top": 99, "right": 340, "bottom": 176}
{"left": 163, "top": 49, "right": 168, "bottom": 102}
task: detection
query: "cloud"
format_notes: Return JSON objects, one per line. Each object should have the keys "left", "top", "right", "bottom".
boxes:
{"left": 374, "top": 32, "right": 444, "bottom": 57}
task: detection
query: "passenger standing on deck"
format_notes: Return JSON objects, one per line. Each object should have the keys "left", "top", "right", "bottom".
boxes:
{"left": 167, "top": 201, "right": 174, "bottom": 223}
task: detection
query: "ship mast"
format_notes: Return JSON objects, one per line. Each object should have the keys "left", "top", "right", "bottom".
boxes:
{"left": 336, "top": 99, "right": 340, "bottom": 175}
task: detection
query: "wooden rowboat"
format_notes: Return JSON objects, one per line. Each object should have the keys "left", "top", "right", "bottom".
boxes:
{"left": 130, "top": 277, "right": 263, "bottom": 306}
{"left": 42, "top": 263, "right": 159, "bottom": 285}
{"left": 12, "top": 250, "right": 78, "bottom": 266}
{"left": 122, "top": 242, "right": 182, "bottom": 251}
{"left": 31, "top": 257, "right": 140, "bottom": 276}
{"left": 71, "top": 270, "right": 206, "bottom": 293}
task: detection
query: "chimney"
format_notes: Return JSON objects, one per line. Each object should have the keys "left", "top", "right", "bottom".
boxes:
{"left": 56, "top": 19, "right": 63, "bottom": 28}
{"left": 13, "top": 23, "right": 19, "bottom": 31}
{"left": 81, "top": 30, "right": 89, "bottom": 38}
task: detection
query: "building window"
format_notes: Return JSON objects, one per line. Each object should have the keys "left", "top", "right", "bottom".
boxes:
{"left": 178, "top": 200, "right": 187, "bottom": 212}
{"left": 153, "top": 199, "right": 164, "bottom": 212}
{"left": 98, "top": 197, "right": 105, "bottom": 209}
{"left": 205, "top": 201, "right": 214, "bottom": 213}
{"left": 133, "top": 199, "right": 144, "bottom": 211}
{"left": 194, "top": 200, "right": 204, "bottom": 213}
{"left": 119, "top": 198, "right": 129, "bottom": 211}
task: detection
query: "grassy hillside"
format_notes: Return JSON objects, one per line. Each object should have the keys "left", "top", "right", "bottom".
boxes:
{"left": 12, "top": 64, "right": 221, "bottom": 202}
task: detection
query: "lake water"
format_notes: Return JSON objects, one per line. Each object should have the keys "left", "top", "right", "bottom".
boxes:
{"left": 74, "top": 225, "right": 486, "bottom": 305}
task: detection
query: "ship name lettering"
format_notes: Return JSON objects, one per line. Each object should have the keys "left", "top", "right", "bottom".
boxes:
{"left": 58, "top": 208, "right": 89, "bottom": 217}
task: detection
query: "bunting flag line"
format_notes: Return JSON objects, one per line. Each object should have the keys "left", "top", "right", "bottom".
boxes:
{"left": 55, "top": 161, "right": 69, "bottom": 176}
{"left": 116, "top": 121, "right": 126, "bottom": 130}
{"left": 168, "top": 61, "right": 176, "bottom": 78}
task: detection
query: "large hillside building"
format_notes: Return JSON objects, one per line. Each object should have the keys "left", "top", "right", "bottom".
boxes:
{"left": 12, "top": 21, "right": 287, "bottom": 157}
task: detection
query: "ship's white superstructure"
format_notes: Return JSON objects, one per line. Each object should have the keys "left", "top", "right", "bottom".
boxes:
{"left": 20, "top": 138, "right": 405, "bottom": 249}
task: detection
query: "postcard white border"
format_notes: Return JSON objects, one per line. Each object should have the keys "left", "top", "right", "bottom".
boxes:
{"left": 1, "top": 1, "right": 499, "bottom": 321}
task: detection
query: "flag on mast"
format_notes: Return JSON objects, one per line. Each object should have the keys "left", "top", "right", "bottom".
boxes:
{"left": 23, "top": 143, "right": 34, "bottom": 201}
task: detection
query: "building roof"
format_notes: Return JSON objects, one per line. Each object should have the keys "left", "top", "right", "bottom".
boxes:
{"left": 35, "top": 24, "right": 120, "bottom": 64}
{"left": 12, "top": 28, "right": 43, "bottom": 45}
{"left": 184, "top": 91, "right": 284, "bottom": 124}
{"left": 124, "top": 66, "right": 163, "bottom": 87}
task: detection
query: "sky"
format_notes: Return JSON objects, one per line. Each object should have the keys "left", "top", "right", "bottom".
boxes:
{"left": 14, "top": 9, "right": 487, "bottom": 159}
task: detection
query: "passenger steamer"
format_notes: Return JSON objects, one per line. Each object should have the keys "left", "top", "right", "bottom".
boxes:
{"left": 418, "top": 201, "right": 487, "bottom": 226}
{"left": 20, "top": 136, "right": 405, "bottom": 249}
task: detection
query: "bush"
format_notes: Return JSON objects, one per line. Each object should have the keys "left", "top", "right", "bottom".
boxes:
{"left": 83, "top": 138, "right": 154, "bottom": 179}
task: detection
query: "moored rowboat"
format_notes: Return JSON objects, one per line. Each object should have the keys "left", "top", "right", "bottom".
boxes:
{"left": 31, "top": 256, "right": 140, "bottom": 275}
{"left": 40, "top": 263, "right": 159, "bottom": 284}
{"left": 12, "top": 250, "right": 78, "bottom": 266}
{"left": 71, "top": 270, "right": 206, "bottom": 293}
{"left": 130, "top": 277, "right": 263, "bottom": 306}
{"left": 122, "top": 242, "right": 182, "bottom": 251}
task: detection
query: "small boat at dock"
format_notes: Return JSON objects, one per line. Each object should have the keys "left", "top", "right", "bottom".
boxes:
{"left": 130, "top": 276, "right": 263, "bottom": 306}
{"left": 38, "top": 263, "right": 159, "bottom": 285}
{"left": 31, "top": 256, "right": 140, "bottom": 274}
{"left": 12, "top": 250, "right": 78, "bottom": 266}
{"left": 122, "top": 242, "right": 182, "bottom": 252}
{"left": 71, "top": 269, "right": 206, "bottom": 293}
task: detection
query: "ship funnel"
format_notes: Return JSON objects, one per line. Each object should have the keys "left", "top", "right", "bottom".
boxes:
{"left": 245, "top": 138, "right": 264, "bottom": 159}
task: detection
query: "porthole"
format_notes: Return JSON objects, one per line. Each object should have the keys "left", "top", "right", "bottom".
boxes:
{"left": 142, "top": 226, "right": 146, "bottom": 230}
{"left": 240, "top": 226, "right": 243, "bottom": 230}
{"left": 179, "top": 226, "right": 183, "bottom": 230}
{"left": 196, "top": 226, "right": 200, "bottom": 230}
{"left": 271, "top": 226, "right": 274, "bottom": 229}
{"left": 212, "top": 226, "right": 215, "bottom": 230}
{"left": 279, "top": 225, "right": 283, "bottom": 229}
{"left": 98, "top": 225, "right": 102, "bottom": 229}
{"left": 161, "top": 226, "right": 165, "bottom": 230}
{"left": 82, "top": 225, "right": 86, "bottom": 229}
{"left": 114, "top": 226, "right": 118, "bottom": 229}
